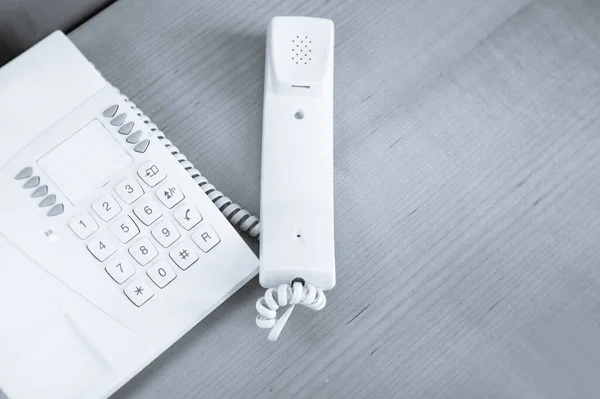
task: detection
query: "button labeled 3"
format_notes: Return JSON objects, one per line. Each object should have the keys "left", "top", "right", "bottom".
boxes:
{"left": 115, "top": 177, "right": 144, "bottom": 204}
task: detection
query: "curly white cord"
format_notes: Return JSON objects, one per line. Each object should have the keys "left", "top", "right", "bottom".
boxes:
{"left": 116, "top": 88, "right": 261, "bottom": 238}
{"left": 256, "top": 281, "right": 326, "bottom": 341}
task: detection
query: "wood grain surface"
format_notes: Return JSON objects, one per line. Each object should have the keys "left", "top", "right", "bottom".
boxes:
{"left": 68, "top": 0, "right": 600, "bottom": 397}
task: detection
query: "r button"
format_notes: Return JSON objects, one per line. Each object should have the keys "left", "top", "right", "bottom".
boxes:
{"left": 192, "top": 225, "right": 220, "bottom": 253}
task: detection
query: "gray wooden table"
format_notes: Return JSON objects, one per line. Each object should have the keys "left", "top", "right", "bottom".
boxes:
{"left": 68, "top": 0, "right": 600, "bottom": 397}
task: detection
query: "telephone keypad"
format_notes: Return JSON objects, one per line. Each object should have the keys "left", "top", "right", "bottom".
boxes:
{"left": 75, "top": 161, "right": 219, "bottom": 307}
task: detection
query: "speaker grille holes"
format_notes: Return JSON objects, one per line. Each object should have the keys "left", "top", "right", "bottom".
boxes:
{"left": 294, "top": 110, "right": 305, "bottom": 120}
{"left": 292, "top": 36, "right": 313, "bottom": 64}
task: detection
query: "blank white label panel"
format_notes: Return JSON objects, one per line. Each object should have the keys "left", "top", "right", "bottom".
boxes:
{"left": 38, "top": 120, "right": 133, "bottom": 204}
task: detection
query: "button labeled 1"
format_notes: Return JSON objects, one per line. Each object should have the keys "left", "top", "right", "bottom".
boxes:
{"left": 69, "top": 212, "right": 98, "bottom": 239}
{"left": 156, "top": 182, "right": 184, "bottom": 208}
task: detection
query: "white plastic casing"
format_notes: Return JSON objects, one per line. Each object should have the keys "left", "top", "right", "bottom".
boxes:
{"left": 259, "top": 16, "right": 336, "bottom": 290}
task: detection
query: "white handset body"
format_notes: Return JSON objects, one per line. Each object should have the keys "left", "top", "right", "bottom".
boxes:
{"left": 260, "top": 16, "right": 336, "bottom": 290}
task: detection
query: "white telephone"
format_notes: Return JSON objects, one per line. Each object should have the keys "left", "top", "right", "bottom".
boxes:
{"left": 0, "top": 15, "right": 336, "bottom": 399}
{"left": 0, "top": 32, "right": 258, "bottom": 399}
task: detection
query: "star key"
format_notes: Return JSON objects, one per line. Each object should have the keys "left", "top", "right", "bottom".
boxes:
{"left": 124, "top": 279, "right": 154, "bottom": 307}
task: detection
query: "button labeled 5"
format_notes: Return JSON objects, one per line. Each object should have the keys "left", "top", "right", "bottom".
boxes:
{"left": 110, "top": 215, "right": 140, "bottom": 243}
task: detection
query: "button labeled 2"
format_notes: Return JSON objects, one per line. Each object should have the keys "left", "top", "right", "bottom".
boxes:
{"left": 92, "top": 194, "right": 122, "bottom": 222}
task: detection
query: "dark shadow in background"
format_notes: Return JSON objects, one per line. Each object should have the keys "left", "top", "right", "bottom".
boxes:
{"left": 0, "top": 0, "right": 116, "bottom": 66}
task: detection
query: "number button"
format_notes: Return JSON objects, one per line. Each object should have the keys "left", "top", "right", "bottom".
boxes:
{"left": 114, "top": 177, "right": 144, "bottom": 204}
{"left": 151, "top": 220, "right": 181, "bottom": 248}
{"left": 192, "top": 225, "right": 221, "bottom": 253}
{"left": 105, "top": 258, "right": 135, "bottom": 284}
{"left": 87, "top": 235, "right": 117, "bottom": 261}
{"left": 174, "top": 204, "right": 203, "bottom": 230}
{"left": 124, "top": 279, "right": 154, "bottom": 307}
{"left": 128, "top": 237, "right": 158, "bottom": 266}
{"left": 110, "top": 215, "right": 140, "bottom": 243}
{"left": 69, "top": 212, "right": 98, "bottom": 239}
{"left": 92, "top": 194, "right": 122, "bottom": 222}
{"left": 137, "top": 162, "right": 166, "bottom": 187}
{"left": 169, "top": 240, "right": 199, "bottom": 270}
{"left": 147, "top": 261, "right": 177, "bottom": 288}
{"left": 156, "top": 182, "right": 185, "bottom": 208}
{"left": 133, "top": 198, "right": 163, "bottom": 226}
